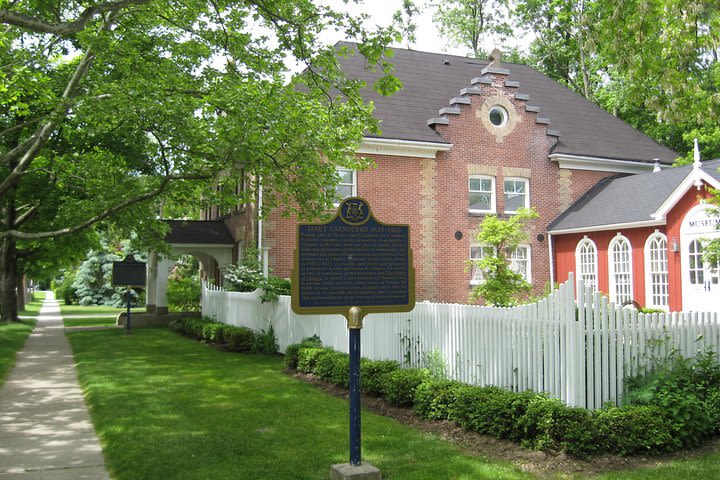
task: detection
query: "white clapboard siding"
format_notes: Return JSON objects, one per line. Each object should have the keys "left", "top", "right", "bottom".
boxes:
{"left": 201, "top": 273, "right": 720, "bottom": 410}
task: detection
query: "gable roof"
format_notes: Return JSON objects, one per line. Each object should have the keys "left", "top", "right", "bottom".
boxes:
{"left": 164, "top": 220, "right": 235, "bottom": 245}
{"left": 547, "top": 159, "right": 720, "bottom": 233}
{"left": 337, "top": 42, "right": 678, "bottom": 164}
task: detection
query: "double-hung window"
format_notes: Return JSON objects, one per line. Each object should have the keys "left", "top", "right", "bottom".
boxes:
{"left": 645, "top": 232, "right": 668, "bottom": 308}
{"left": 335, "top": 167, "right": 357, "bottom": 204}
{"left": 575, "top": 237, "right": 598, "bottom": 291}
{"left": 507, "top": 245, "right": 531, "bottom": 282}
{"left": 609, "top": 234, "right": 633, "bottom": 305}
{"left": 469, "top": 245, "right": 494, "bottom": 284}
{"left": 504, "top": 178, "right": 529, "bottom": 213}
{"left": 470, "top": 244, "right": 530, "bottom": 284}
{"left": 469, "top": 176, "right": 495, "bottom": 213}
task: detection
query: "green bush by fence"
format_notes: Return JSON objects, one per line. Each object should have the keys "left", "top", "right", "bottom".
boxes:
{"left": 169, "top": 317, "right": 275, "bottom": 354}
{"left": 283, "top": 340, "right": 720, "bottom": 458}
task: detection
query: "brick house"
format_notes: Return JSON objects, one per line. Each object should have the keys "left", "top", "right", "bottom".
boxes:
{"left": 159, "top": 44, "right": 679, "bottom": 309}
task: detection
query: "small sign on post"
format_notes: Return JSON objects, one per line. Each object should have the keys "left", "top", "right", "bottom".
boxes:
{"left": 111, "top": 255, "right": 146, "bottom": 334}
{"left": 291, "top": 197, "right": 415, "bottom": 477}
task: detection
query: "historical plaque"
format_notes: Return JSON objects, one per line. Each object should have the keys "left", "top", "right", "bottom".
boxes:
{"left": 111, "top": 255, "right": 147, "bottom": 288}
{"left": 291, "top": 197, "right": 415, "bottom": 316}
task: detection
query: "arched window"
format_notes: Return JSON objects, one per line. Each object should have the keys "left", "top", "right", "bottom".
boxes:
{"left": 575, "top": 237, "right": 598, "bottom": 291}
{"left": 609, "top": 234, "right": 633, "bottom": 305}
{"left": 645, "top": 232, "right": 668, "bottom": 308}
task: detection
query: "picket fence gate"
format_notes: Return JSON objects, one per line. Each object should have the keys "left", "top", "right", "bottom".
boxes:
{"left": 201, "top": 273, "right": 720, "bottom": 410}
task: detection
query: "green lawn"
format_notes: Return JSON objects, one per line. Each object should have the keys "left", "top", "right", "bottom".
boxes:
{"left": 0, "top": 319, "right": 35, "bottom": 386}
{"left": 593, "top": 451, "right": 720, "bottom": 480}
{"left": 68, "top": 328, "right": 532, "bottom": 480}
{"left": 64, "top": 316, "right": 118, "bottom": 328}
{"left": 60, "top": 304, "right": 144, "bottom": 316}
{"left": 19, "top": 291, "right": 46, "bottom": 317}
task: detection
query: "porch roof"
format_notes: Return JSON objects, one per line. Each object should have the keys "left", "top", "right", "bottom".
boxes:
{"left": 163, "top": 220, "right": 235, "bottom": 245}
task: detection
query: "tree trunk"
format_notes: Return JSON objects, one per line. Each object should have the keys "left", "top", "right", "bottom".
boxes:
{"left": 16, "top": 273, "right": 26, "bottom": 313}
{"left": 0, "top": 236, "right": 19, "bottom": 323}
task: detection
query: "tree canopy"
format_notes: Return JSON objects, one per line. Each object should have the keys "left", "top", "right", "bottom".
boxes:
{"left": 0, "top": 0, "right": 400, "bottom": 321}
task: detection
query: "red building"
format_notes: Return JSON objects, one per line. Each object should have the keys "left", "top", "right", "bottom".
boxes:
{"left": 161, "top": 44, "right": 703, "bottom": 310}
{"left": 550, "top": 153, "right": 720, "bottom": 312}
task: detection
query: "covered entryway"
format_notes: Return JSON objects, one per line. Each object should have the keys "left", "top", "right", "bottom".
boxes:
{"left": 681, "top": 204, "right": 720, "bottom": 312}
{"left": 146, "top": 220, "right": 235, "bottom": 314}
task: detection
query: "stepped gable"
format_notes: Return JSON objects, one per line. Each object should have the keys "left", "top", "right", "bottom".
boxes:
{"left": 335, "top": 42, "right": 677, "bottom": 164}
{"left": 427, "top": 49, "right": 561, "bottom": 140}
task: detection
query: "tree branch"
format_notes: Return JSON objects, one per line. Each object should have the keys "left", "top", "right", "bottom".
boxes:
{"left": 0, "top": 0, "right": 151, "bottom": 36}
{"left": 1, "top": 173, "right": 211, "bottom": 241}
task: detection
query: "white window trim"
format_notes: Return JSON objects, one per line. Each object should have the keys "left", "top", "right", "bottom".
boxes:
{"left": 644, "top": 231, "right": 669, "bottom": 309}
{"left": 469, "top": 244, "right": 531, "bottom": 285}
{"left": 469, "top": 175, "right": 496, "bottom": 214}
{"left": 575, "top": 236, "right": 598, "bottom": 291}
{"left": 608, "top": 233, "right": 633, "bottom": 305}
{"left": 469, "top": 244, "right": 492, "bottom": 285}
{"left": 508, "top": 244, "right": 532, "bottom": 283}
{"left": 334, "top": 168, "right": 357, "bottom": 206}
{"left": 503, "top": 177, "right": 530, "bottom": 214}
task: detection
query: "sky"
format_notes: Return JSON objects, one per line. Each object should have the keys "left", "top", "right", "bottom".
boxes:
{"left": 319, "top": 0, "right": 532, "bottom": 58}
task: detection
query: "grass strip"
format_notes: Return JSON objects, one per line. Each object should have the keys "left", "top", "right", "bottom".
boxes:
{"left": 19, "top": 292, "right": 46, "bottom": 317}
{"left": 68, "top": 328, "right": 531, "bottom": 480}
{"left": 60, "top": 304, "right": 143, "bottom": 316}
{"left": 64, "top": 316, "right": 118, "bottom": 328}
{"left": 0, "top": 319, "right": 35, "bottom": 386}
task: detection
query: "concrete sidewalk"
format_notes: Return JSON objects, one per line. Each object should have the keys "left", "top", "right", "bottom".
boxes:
{"left": 0, "top": 293, "right": 110, "bottom": 479}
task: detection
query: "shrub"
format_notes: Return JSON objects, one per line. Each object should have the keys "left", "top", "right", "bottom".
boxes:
{"left": 360, "top": 359, "right": 400, "bottom": 396}
{"left": 624, "top": 350, "right": 718, "bottom": 448}
{"left": 251, "top": 324, "right": 278, "bottom": 354}
{"left": 595, "top": 405, "right": 674, "bottom": 455}
{"left": 413, "top": 379, "right": 465, "bottom": 420}
{"left": 449, "top": 385, "right": 534, "bottom": 440}
{"left": 383, "top": 368, "right": 429, "bottom": 407}
{"left": 54, "top": 272, "right": 77, "bottom": 305}
{"left": 167, "top": 277, "right": 201, "bottom": 311}
{"left": 284, "top": 335, "right": 322, "bottom": 370}
{"left": 518, "top": 396, "right": 598, "bottom": 457}
{"left": 223, "top": 326, "right": 256, "bottom": 352}
{"left": 315, "top": 351, "right": 350, "bottom": 387}
{"left": 297, "top": 347, "right": 334, "bottom": 374}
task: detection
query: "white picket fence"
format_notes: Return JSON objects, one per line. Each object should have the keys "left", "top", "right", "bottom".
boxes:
{"left": 201, "top": 274, "right": 720, "bottom": 409}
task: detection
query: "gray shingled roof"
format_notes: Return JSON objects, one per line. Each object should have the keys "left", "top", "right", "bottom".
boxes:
{"left": 547, "top": 159, "right": 720, "bottom": 232}
{"left": 164, "top": 220, "right": 234, "bottom": 245}
{"left": 338, "top": 42, "right": 678, "bottom": 164}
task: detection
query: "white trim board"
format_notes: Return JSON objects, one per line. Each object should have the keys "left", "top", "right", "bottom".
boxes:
{"left": 549, "top": 153, "right": 670, "bottom": 174}
{"left": 359, "top": 137, "right": 452, "bottom": 159}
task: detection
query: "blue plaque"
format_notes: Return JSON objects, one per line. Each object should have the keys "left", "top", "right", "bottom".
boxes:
{"left": 291, "top": 197, "right": 415, "bottom": 316}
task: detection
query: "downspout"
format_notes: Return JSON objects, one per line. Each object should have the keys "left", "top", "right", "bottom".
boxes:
{"left": 547, "top": 232, "right": 555, "bottom": 287}
{"left": 257, "top": 175, "right": 263, "bottom": 263}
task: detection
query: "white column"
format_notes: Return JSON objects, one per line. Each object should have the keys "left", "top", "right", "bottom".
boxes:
{"left": 155, "top": 257, "right": 174, "bottom": 315}
{"left": 146, "top": 252, "right": 158, "bottom": 312}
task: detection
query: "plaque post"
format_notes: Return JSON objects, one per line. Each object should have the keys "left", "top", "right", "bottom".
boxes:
{"left": 125, "top": 286, "right": 132, "bottom": 334}
{"left": 347, "top": 306, "right": 364, "bottom": 466}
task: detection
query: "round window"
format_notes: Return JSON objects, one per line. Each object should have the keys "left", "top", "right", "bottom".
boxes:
{"left": 488, "top": 106, "right": 507, "bottom": 127}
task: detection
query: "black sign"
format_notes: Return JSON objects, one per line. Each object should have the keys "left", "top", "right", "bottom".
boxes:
{"left": 111, "top": 255, "right": 147, "bottom": 288}
{"left": 291, "top": 198, "right": 415, "bottom": 315}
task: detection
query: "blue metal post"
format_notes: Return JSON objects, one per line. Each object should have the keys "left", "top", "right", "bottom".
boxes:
{"left": 349, "top": 327, "right": 361, "bottom": 466}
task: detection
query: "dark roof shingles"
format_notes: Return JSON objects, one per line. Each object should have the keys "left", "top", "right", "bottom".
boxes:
{"left": 338, "top": 42, "right": 678, "bottom": 164}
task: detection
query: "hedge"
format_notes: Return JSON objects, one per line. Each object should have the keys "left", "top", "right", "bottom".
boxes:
{"left": 284, "top": 340, "right": 720, "bottom": 458}
{"left": 169, "top": 317, "right": 260, "bottom": 353}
